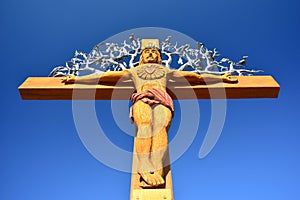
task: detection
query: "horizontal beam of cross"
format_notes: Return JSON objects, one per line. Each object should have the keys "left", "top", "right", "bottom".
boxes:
{"left": 18, "top": 76, "right": 280, "bottom": 100}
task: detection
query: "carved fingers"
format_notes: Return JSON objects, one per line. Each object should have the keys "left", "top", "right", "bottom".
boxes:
{"left": 61, "top": 74, "right": 76, "bottom": 84}
{"left": 221, "top": 73, "right": 238, "bottom": 83}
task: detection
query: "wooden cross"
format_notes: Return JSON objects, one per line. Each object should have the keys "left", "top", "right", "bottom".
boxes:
{"left": 18, "top": 39, "right": 280, "bottom": 200}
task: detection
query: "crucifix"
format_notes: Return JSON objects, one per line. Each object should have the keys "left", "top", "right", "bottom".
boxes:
{"left": 18, "top": 37, "right": 280, "bottom": 200}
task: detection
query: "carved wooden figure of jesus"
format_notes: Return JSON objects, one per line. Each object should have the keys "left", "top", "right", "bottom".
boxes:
{"left": 62, "top": 46, "right": 237, "bottom": 188}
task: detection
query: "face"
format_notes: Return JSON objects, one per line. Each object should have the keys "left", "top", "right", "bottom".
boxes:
{"left": 141, "top": 48, "right": 160, "bottom": 64}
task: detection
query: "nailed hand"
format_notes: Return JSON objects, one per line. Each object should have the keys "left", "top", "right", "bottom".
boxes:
{"left": 61, "top": 74, "right": 76, "bottom": 84}
{"left": 221, "top": 73, "right": 238, "bottom": 83}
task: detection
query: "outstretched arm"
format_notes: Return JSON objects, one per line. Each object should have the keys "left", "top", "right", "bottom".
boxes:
{"left": 62, "top": 70, "right": 131, "bottom": 84}
{"left": 170, "top": 70, "right": 238, "bottom": 84}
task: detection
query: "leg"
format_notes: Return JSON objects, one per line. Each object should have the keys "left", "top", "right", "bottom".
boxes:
{"left": 133, "top": 101, "right": 170, "bottom": 187}
{"left": 133, "top": 100, "right": 153, "bottom": 173}
{"left": 151, "top": 104, "right": 172, "bottom": 179}
{"left": 132, "top": 101, "right": 163, "bottom": 187}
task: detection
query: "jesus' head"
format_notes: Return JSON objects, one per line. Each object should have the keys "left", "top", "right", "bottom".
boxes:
{"left": 139, "top": 48, "right": 162, "bottom": 65}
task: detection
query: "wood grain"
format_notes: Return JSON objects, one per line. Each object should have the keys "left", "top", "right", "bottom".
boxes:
{"left": 18, "top": 76, "right": 280, "bottom": 100}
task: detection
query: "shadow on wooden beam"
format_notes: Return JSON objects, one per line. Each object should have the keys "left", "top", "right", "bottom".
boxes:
{"left": 18, "top": 76, "right": 280, "bottom": 100}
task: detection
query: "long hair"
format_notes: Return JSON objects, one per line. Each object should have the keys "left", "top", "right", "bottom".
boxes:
{"left": 139, "top": 48, "right": 162, "bottom": 65}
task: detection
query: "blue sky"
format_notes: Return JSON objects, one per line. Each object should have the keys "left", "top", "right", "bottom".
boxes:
{"left": 1, "top": 0, "right": 300, "bottom": 199}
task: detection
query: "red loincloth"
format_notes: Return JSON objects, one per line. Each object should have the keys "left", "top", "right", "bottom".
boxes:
{"left": 129, "top": 88, "right": 174, "bottom": 123}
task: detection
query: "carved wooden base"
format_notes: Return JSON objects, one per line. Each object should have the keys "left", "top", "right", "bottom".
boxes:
{"left": 132, "top": 188, "right": 172, "bottom": 200}
{"left": 130, "top": 169, "right": 174, "bottom": 200}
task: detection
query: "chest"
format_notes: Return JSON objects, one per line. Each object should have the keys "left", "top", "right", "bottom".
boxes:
{"left": 132, "top": 64, "right": 167, "bottom": 81}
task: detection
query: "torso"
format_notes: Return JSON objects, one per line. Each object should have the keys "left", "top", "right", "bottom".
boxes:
{"left": 129, "top": 64, "right": 170, "bottom": 93}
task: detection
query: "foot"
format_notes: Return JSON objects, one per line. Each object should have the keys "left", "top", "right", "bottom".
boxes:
{"left": 138, "top": 171, "right": 165, "bottom": 188}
